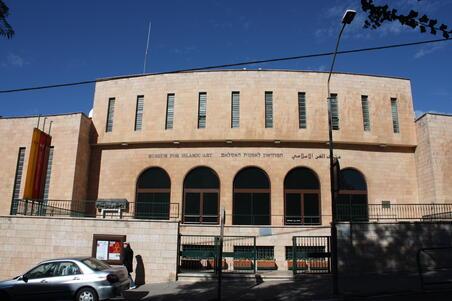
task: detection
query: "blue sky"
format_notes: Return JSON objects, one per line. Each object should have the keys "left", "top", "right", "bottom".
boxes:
{"left": 1, "top": 0, "right": 451, "bottom": 117}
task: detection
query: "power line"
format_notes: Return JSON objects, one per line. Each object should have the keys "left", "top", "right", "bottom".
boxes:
{"left": 0, "top": 37, "right": 450, "bottom": 94}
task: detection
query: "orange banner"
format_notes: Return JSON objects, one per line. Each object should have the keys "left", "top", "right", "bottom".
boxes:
{"left": 23, "top": 128, "right": 41, "bottom": 199}
{"left": 23, "top": 128, "right": 52, "bottom": 199}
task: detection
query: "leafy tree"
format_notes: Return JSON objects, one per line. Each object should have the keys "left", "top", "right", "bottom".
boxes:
{"left": 361, "top": 0, "right": 451, "bottom": 39}
{"left": 0, "top": 0, "right": 14, "bottom": 39}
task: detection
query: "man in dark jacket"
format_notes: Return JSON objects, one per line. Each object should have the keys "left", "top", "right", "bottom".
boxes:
{"left": 123, "top": 242, "right": 135, "bottom": 288}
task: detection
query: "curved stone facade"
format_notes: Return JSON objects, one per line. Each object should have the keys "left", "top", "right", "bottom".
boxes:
{"left": 88, "top": 70, "right": 418, "bottom": 226}
{"left": 92, "top": 70, "right": 416, "bottom": 146}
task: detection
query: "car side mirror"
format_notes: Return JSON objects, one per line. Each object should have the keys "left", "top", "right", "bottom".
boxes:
{"left": 19, "top": 275, "right": 28, "bottom": 283}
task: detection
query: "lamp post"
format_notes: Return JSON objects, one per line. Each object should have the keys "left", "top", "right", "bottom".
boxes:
{"left": 328, "top": 9, "right": 356, "bottom": 295}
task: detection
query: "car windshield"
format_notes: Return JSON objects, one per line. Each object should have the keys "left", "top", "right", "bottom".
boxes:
{"left": 82, "top": 258, "right": 110, "bottom": 271}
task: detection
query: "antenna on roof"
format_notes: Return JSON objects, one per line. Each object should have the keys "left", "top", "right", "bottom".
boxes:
{"left": 143, "top": 21, "right": 152, "bottom": 74}
{"left": 42, "top": 117, "right": 47, "bottom": 132}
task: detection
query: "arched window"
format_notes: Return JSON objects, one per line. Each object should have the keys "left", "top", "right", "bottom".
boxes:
{"left": 284, "top": 167, "right": 321, "bottom": 225}
{"left": 337, "top": 168, "right": 368, "bottom": 221}
{"left": 233, "top": 167, "right": 270, "bottom": 225}
{"left": 136, "top": 167, "right": 171, "bottom": 220}
{"left": 183, "top": 167, "right": 220, "bottom": 224}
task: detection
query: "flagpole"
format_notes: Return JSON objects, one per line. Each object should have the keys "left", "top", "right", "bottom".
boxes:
{"left": 143, "top": 21, "right": 152, "bottom": 74}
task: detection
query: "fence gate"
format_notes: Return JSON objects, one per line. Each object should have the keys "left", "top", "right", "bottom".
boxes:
{"left": 177, "top": 234, "right": 256, "bottom": 274}
{"left": 291, "top": 236, "right": 331, "bottom": 274}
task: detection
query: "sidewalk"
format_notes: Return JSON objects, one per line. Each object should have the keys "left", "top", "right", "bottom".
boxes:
{"left": 121, "top": 275, "right": 336, "bottom": 301}
{"left": 118, "top": 274, "right": 452, "bottom": 301}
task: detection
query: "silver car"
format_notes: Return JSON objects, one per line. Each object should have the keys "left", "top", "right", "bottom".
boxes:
{"left": 0, "top": 257, "right": 130, "bottom": 301}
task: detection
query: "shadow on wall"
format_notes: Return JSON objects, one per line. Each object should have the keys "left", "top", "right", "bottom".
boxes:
{"left": 337, "top": 222, "right": 452, "bottom": 295}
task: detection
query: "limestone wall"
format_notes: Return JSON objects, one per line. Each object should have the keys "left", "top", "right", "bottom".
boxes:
{"left": 92, "top": 70, "right": 416, "bottom": 147}
{"left": 415, "top": 114, "right": 452, "bottom": 202}
{"left": 337, "top": 222, "right": 452, "bottom": 294}
{"left": 0, "top": 113, "right": 91, "bottom": 215}
{"left": 95, "top": 145, "right": 419, "bottom": 226}
{"left": 0, "top": 216, "right": 178, "bottom": 283}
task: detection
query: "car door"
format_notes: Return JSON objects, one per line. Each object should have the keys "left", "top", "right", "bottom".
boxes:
{"left": 47, "top": 261, "right": 83, "bottom": 300}
{"left": 12, "top": 262, "right": 59, "bottom": 300}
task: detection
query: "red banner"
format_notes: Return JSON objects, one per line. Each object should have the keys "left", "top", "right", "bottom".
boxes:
{"left": 33, "top": 132, "right": 52, "bottom": 199}
{"left": 24, "top": 128, "right": 52, "bottom": 200}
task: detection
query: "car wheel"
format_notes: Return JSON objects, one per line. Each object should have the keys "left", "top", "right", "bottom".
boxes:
{"left": 75, "top": 287, "right": 98, "bottom": 301}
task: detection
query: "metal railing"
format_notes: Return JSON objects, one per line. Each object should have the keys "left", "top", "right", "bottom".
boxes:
{"left": 10, "top": 200, "right": 452, "bottom": 223}
{"left": 290, "top": 236, "right": 331, "bottom": 274}
{"left": 336, "top": 203, "right": 452, "bottom": 222}
{"left": 178, "top": 234, "right": 261, "bottom": 274}
{"left": 11, "top": 199, "right": 179, "bottom": 220}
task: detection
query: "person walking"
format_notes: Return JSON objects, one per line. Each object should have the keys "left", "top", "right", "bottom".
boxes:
{"left": 123, "top": 242, "right": 136, "bottom": 288}
{"left": 135, "top": 255, "right": 145, "bottom": 287}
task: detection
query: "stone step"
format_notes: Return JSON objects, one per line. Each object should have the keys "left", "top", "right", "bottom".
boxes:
{"left": 177, "top": 272, "right": 296, "bottom": 282}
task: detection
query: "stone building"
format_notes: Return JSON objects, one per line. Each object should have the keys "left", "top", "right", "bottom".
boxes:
{"left": 0, "top": 70, "right": 451, "bottom": 282}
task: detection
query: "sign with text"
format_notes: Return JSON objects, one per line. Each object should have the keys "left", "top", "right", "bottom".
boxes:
{"left": 147, "top": 151, "right": 340, "bottom": 161}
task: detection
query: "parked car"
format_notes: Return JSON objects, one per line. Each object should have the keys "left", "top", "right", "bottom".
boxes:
{"left": 0, "top": 257, "right": 130, "bottom": 301}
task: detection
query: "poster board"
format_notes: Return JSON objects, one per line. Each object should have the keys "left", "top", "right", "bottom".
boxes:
{"left": 92, "top": 234, "right": 126, "bottom": 265}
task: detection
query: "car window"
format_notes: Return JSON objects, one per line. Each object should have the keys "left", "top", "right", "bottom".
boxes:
{"left": 54, "top": 262, "right": 82, "bottom": 276}
{"left": 82, "top": 258, "right": 110, "bottom": 271}
{"left": 25, "top": 262, "right": 59, "bottom": 279}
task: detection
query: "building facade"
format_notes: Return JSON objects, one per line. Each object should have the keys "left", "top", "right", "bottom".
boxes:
{"left": 1, "top": 70, "right": 451, "bottom": 281}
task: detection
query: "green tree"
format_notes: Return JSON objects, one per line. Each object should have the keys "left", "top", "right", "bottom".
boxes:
{"left": 0, "top": 0, "right": 14, "bottom": 39}
{"left": 361, "top": 0, "right": 451, "bottom": 39}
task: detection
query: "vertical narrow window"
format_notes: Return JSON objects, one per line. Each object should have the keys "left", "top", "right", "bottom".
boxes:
{"left": 12, "top": 147, "right": 26, "bottom": 200}
{"left": 298, "top": 92, "right": 307, "bottom": 129}
{"left": 361, "top": 95, "right": 371, "bottom": 131}
{"left": 105, "top": 97, "right": 115, "bottom": 132}
{"left": 330, "top": 94, "right": 339, "bottom": 130}
{"left": 165, "top": 93, "right": 175, "bottom": 129}
{"left": 198, "top": 92, "right": 207, "bottom": 129}
{"left": 134, "top": 95, "right": 144, "bottom": 131}
{"left": 231, "top": 92, "right": 240, "bottom": 128}
{"left": 391, "top": 98, "right": 400, "bottom": 133}
{"left": 265, "top": 91, "right": 273, "bottom": 128}
{"left": 42, "top": 147, "right": 54, "bottom": 200}
{"left": 10, "top": 147, "right": 26, "bottom": 214}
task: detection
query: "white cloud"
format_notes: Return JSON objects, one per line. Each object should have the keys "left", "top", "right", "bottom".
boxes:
{"left": 432, "top": 89, "right": 450, "bottom": 97}
{"left": 414, "top": 110, "right": 425, "bottom": 118}
{"left": 170, "top": 45, "right": 198, "bottom": 55}
{"left": 1, "top": 53, "right": 27, "bottom": 68}
{"left": 317, "top": 65, "right": 327, "bottom": 71}
{"left": 413, "top": 44, "right": 445, "bottom": 59}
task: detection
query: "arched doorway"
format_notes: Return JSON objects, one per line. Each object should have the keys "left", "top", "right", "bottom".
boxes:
{"left": 183, "top": 167, "right": 220, "bottom": 224}
{"left": 135, "top": 167, "right": 171, "bottom": 220}
{"left": 337, "top": 168, "right": 368, "bottom": 221}
{"left": 233, "top": 167, "right": 270, "bottom": 225}
{"left": 284, "top": 167, "right": 321, "bottom": 225}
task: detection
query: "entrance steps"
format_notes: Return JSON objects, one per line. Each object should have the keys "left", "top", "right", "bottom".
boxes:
{"left": 177, "top": 271, "right": 297, "bottom": 282}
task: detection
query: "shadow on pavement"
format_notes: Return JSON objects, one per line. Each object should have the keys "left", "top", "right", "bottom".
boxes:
{"left": 121, "top": 274, "right": 334, "bottom": 301}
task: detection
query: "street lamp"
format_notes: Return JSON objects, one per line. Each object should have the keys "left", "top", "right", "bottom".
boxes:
{"left": 327, "top": 9, "right": 356, "bottom": 295}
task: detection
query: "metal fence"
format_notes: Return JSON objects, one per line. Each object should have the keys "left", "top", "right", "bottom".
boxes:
{"left": 337, "top": 203, "right": 452, "bottom": 222}
{"left": 178, "top": 235, "right": 263, "bottom": 274}
{"left": 290, "top": 236, "right": 331, "bottom": 274}
{"left": 10, "top": 199, "right": 452, "bottom": 224}
{"left": 10, "top": 199, "right": 179, "bottom": 220}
